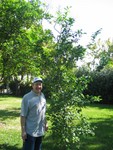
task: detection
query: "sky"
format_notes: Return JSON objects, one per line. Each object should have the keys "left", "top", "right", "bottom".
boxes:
{"left": 42, "top": 0, "right": 113, "bottom": 46}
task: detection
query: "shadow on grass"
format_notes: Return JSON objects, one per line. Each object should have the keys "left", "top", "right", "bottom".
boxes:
{"left": 0, "top": 144, "right": 21, "bottom": 150}
{"left": 81, "top": 117, "right": 113, "bottom": 150}
{"left": 0, "top": 134, "right": 57, "bottom": 150}
{"left": 0, "top": 108, "right": 20, "bottom": 121}
{"left": 87, "top": 103, "right": 113, "bottom": 110}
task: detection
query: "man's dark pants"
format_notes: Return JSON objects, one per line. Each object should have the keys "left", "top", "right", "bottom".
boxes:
{"left": 23, "top": 134, "right": 42, "bottom": 150}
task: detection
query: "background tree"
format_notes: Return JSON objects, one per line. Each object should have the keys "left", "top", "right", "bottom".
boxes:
{"left": 0, "top": 0, "right": 53, "bottom": 95}
{"left": 96, "top": 39, "right": 113, "bottom": 71}
{"left": 77, "top": 39, "right": 113, "bottom": 104}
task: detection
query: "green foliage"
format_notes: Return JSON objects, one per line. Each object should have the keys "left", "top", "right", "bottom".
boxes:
{"left": 49, "top": 77, "right": 95, "bottom": 149}
{"left": 45, "top": 8, "right": 94, "bottom": 150}
{"left": 0, "top": 0, "right": 54, "bottom": 95}
{"left": 86, "top": 37, "right": 113, "bottom": 71}
{"left": 83, "top": 69, "right": 113, "bottom": 104}
{"left": 97, "top": 40, "right": 113, "bottom": 71}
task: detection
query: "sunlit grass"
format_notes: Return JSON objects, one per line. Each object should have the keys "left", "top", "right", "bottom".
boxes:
{"left": 83, "top": 104, "right": 113, "bottom": 120}
{"left": 81, "top": 104, "right": 113, "bottom": 150}
{"left": 0, "top": 96, "right": 113, "bottom": 150}
{"left": 0, "top": 96, "right": 22, "bottom": 150}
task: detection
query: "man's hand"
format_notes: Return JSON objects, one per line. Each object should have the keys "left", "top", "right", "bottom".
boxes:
{"left": 21, "top": 131, "right": 27, "bottom": 142}
{"left": 45, "top": 122, "right": 48, "bottom": 131}
{"left": 20, "top": 116, "right": 27, "bottom": 141}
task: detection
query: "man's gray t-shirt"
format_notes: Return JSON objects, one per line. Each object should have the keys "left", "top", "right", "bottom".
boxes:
{"left": 21, "top": 90, "right": 46, "bottom": 137}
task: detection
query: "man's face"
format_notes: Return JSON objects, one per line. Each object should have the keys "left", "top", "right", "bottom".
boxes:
{"left": 32, "top": 82, "right": 43, "bottom": 94}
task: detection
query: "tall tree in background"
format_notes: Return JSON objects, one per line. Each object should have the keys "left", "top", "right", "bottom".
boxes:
{"left": 0, "top": 0, "right": 53, "bottom": 94}
{"left": 96, "top": 39, "right": 113, "bottom": 71}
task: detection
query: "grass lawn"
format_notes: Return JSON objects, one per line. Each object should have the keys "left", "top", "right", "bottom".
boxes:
{"left": 81, "top": 104, "right": 113, "bottom": 150}
{"left": 0, "top": 96, "right": 113, "bottom": 150}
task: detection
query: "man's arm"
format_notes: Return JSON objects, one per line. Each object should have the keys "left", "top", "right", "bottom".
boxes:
{"left": 20, "top": 116, "right": 27, "bottom": 141}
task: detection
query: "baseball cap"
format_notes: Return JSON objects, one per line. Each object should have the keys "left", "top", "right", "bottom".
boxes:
{"left": 32, "top": 77, "right": 43, "bottom": 83}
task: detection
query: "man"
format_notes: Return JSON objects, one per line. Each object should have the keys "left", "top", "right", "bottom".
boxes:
{"left": 20, "top": 77, "right": 48, "bottom": 150}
